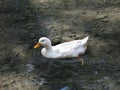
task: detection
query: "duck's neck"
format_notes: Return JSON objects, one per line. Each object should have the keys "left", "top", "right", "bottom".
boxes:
{"left": 44, "top": 44, "right": 53, "bottom": 51}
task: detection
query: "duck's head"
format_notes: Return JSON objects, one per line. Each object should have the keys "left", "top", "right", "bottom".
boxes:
{"left": 34, "top": 37, "right": 51, "bottom": 49}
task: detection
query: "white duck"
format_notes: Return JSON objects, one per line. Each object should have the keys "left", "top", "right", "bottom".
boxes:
{"left": 34, "top": 36, "right": 89, "bottom": 65}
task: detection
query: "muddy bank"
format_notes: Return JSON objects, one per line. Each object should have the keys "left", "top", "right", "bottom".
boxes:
{"left": 0, "top": 0, "right": 120, "bottom": 90}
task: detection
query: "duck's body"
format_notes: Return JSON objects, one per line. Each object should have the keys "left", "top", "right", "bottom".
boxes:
{"left": 34, "top": 36, "right": 89, "bottom": 59}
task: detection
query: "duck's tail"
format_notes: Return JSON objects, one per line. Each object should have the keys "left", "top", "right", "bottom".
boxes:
{"left": 82, "top": 36, "right": 89, "bottom": 46}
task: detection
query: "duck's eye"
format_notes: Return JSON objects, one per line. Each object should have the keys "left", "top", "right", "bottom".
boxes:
{"left": 41, "top": 40, "right": 44, "bottom": 42}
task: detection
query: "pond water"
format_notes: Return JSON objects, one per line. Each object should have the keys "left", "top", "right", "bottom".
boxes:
{"left": 0, "top": 0, "right": 120, "bottom": 90}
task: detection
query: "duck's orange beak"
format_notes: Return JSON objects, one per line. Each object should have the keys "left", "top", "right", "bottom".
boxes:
{"left": 34, "top": 42, "right": 41, "bottom": 49}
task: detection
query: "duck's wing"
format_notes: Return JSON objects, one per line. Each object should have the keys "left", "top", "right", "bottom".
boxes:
{"left": 80, "top": 36, "right": 89, "bottom": 46}
{"left": 53, "top": 40, "right": 82, "bottom": 50}
{"left": 52, "top": 40, "right": 84, "bottom": 57}
{"left": 53, "top": 36, "right": 89, "bottom": 49}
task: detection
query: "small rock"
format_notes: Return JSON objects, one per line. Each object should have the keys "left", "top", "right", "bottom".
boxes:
{"left": 103, "top": 76, "right": 110, "bottom": 80}
{"left": 114, "top": 8, "right": 118, "bottom": 10}
{"left": 102, "top": 19, "right": 109, "bottom": 22}
{"left": 103, "top": 85, "right": 109, "bottom": 90}
{"left": 60, "top": 86, "right": 70, "bottom": 90}
{"left": 52, "top": 37, "right": 62, "bottom": 45}
{"left": 26, "top": 63, "right": 34, "bottom": 72}
{"left": 39, "top": 78, "right": 47, "bottom": 86}
{"left": 62, "top": 37, "right": 71, "bottom": 42}
{"left": 94, "top": 71, "right": 98, "bottom": 75}
{"left": 96, "top": 15, "right": 108, "bottom": 20}
{"left": 68, "top": 34, "right": 75, "bottom": 37}
{"left": 75, "top": 34, "right": 80, "bottom": 38}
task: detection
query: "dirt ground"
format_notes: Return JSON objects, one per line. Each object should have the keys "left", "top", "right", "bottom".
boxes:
{"left": 0, "top": 0, "right": 120, "bottom": 90}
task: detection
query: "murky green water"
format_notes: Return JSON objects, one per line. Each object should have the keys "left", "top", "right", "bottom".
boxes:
{"left": 0, "top": 0, "right": 120, "bottom": 90}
